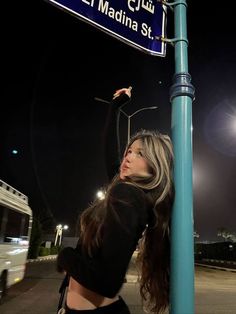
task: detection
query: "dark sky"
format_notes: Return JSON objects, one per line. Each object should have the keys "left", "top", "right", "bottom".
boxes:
{"left": 2, "top": 1, "right": 236, "bottom": 239}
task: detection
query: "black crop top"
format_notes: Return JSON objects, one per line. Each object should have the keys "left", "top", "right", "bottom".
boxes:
{"left": 57, "top": 93, "right": 150, "bottom": 298}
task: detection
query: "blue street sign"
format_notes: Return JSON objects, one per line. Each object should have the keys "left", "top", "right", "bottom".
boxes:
{"left": 46, "top": 0, "right": 167, "bottom": 56}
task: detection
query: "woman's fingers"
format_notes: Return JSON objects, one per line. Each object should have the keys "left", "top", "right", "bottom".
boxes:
{"left": 113, "top": 87, "right": 132, "bottom": 99}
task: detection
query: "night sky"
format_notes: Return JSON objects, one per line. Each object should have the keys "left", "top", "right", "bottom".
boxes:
{"left": 2, "top": 1, "right": 236, "bottom": 239}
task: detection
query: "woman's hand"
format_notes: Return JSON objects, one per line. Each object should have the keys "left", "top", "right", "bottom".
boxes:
{"left": 113, "top": 86, "right": 132, "bottom": 99}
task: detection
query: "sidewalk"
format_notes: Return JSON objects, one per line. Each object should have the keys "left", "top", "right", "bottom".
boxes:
{"left": 121, "top": 282, "right": 145, "bottom": 314}
{"left": 27, "top": 253, "right": 236, "bottom": 314}
{"left": 124, "top": 253, "right": 236, "bottom": 314}
{"left": 26, "top": 253, "right": 145, "bottom": 313}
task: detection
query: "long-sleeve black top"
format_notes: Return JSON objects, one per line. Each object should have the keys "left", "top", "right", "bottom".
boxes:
{"left": 103, "top": 93, "right": 130, "bottom": 180}
{"left": 57, "top": 93, "right": 150, "bottom": 298}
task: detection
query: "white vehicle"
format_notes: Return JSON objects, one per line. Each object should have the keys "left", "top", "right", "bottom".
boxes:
{"left": 0, "top": 179, "right": 33, "bottom": 302}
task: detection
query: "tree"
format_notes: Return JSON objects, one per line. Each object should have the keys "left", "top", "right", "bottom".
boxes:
{"left": 28, "top": 216, "right": 42, "bottom": 259}
{"left": 229, "top": 233, "right": 236, "bottom": 243}
{"left": 217, "top": 227, "right": 233, "bottom": 242}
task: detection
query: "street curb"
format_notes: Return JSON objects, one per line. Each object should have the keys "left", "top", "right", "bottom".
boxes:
{"left": 26, "top": 251, "right": 139, "bottom": 265}
{"left": 195, "top": 263, "right": 236, "bottom": 273}
{"left": 27, "top": 255, "right": 57, "bottom": 263}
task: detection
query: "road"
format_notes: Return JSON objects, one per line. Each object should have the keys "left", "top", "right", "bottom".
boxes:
{"left": 195, "top": 265, "right": 236, "bottom": 314}
{"left": 0, "top": 259, "right": 236, "bottom": 314}
{"left": 0, "top": 260, "right": 62, "bottom": 314}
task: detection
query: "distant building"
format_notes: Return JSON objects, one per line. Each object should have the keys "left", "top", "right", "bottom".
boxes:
{"left": 195, "top": 241, "right": 236, "bottom": 261}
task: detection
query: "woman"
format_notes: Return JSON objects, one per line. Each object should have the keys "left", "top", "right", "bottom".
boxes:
{"left": 57, "top": 87, "right": 174, "bottom": 314}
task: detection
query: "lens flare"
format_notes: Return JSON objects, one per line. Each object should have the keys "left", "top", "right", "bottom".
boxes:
{"left": 204, "top": 101, "right": 236, "bottom": 156}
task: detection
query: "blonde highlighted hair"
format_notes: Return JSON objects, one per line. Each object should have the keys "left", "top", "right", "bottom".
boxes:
{"left": 79, "top": 129, "right": 174, "bottom": 313}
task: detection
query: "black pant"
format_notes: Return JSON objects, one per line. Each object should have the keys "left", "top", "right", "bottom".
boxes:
{"left": 59, "top": 296, "right": 131, "bottom": 314}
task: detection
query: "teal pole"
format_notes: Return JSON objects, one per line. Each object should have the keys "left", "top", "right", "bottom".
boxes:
{"left": 169, "top": 1, "right": 195, "bottom": 314}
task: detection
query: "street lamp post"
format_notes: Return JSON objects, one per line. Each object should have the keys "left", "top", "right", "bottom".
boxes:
{"left": 120, "top": 107, "right": 158, "bottom": 143}
{"left": 54, "top": 224, "right": 69, "bottom": 246}
{"left": 94, "top": 96, "right": 158, "bottom": 143}
{"left": 94, "top": 97, "right": 110, "bottom": 104}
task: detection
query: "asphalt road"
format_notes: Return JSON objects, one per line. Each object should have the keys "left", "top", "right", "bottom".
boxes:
{"left": 0, "top": 260, "right": 63, "bottom": 314}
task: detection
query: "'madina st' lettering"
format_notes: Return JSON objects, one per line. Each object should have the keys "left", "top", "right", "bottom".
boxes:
{"left": 98, "top": 0, "right": 138, "bottom": 32}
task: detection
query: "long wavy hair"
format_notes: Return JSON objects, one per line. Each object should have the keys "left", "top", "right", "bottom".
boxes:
{"left": 79, "top": 129, "right": 174, "bottom": 314}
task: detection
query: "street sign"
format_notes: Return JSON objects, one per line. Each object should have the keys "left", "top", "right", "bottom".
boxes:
{"left": 46, "top": 0, "right": 167, "bottom": 56}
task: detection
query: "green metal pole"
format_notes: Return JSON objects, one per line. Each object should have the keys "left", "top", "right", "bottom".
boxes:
{"left": 170, "top": 1, "right": 195, "bottom": 313}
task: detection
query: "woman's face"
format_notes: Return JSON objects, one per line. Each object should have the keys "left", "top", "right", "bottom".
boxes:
{"left": 120, "top": 139, "right": 150, "bottom": 180}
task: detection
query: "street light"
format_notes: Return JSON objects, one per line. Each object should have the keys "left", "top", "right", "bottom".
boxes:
{"left": 96, "top": 189, "right": 105, "bottom": 200}
{"left": 94, "top": 97, "right": 110, "bottom": 104}
{"left": 54, "top": 224, "right": 69, "bottom": 246}
{"left": 94, "top": 97, "right": 158, "bottom": 142}
{"left": 120, "top": 106, "right": 158, "bottom": 143}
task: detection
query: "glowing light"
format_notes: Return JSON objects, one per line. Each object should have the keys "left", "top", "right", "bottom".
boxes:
{"left": 230, "top": 114, "right": 236, "bottom": 134}
{"left": 96, "top": 190, "right": 105, "bottom": 200}
{"left": 204, "top": 102, "right": 236, "bottom": 156}
{"left": 14, "top": 277, "right": 21, "bottom": 283}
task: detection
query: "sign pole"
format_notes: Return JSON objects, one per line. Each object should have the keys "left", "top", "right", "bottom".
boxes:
{"left": 169, "top": 1, "right": 195, "bottom": 313}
